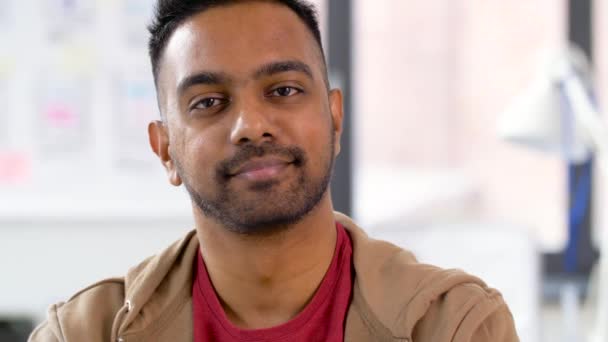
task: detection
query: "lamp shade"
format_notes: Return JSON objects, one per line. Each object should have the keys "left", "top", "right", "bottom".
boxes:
{"left": 498, "top": 45, "right": 595, "bottom": 164}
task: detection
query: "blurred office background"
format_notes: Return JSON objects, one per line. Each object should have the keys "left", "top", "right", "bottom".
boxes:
{"left": 0, "top": 0, "right": 607, "bottom": 341}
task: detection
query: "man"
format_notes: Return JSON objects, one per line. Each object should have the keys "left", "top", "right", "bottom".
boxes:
{"left": 30, "top": 1, "right": 519, "bottom": 341}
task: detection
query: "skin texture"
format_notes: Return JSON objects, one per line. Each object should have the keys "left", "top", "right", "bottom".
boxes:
{"left": 148, "top": 1, "right": 344, "bottom": 329}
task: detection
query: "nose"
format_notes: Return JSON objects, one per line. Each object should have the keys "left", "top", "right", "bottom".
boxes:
{"left": 229, "top": 100, "right": 276, "bottom": 145}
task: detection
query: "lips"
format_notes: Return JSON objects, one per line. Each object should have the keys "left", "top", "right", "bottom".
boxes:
{"left": 229, "top": 157, "right": 293, "bottom": 179}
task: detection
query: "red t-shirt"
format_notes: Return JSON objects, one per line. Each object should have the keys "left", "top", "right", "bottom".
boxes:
{"left": 192, "top": 223, "right": 353, "bottom": 341}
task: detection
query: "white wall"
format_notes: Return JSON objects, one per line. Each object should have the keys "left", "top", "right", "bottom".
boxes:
{"left": 0, "top": 218, "right": 193, "bottom": 322}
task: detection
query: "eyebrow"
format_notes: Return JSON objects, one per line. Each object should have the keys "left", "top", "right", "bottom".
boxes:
{"left": 253, "top": 60, "right": 314, "bottom": 80}
{"left": 176, "top": 60, "right": 314, "bottom": 96}
{"left": 176, "top": 71, "right": 231, "bottom": 96}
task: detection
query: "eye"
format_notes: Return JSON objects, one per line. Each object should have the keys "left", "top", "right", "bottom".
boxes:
{"left": 189, "top": 95, "right": 229, "bottom": 111}
{"left": 194, "top": 97, "right": 223, "bottom": 109}
{"left": 269, "top": 86, "right": 301, "bottom": 97}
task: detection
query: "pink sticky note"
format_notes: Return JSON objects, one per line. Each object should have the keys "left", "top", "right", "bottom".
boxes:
{"left": 0, "top": 152, "right": 30, "bottom": 184}
{"left": 45, "top": 103, "right": 78, "bottom": 128}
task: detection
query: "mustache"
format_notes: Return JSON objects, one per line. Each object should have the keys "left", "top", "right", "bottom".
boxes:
{"left": 217, "top": 143, "right": 306, "bottom": 177}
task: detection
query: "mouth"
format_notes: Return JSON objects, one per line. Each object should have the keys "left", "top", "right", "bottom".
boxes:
{"left": 229, "top": 157, "right": 294, "bottom": 181}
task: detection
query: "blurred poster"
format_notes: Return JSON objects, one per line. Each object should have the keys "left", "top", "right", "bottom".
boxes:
{"left": 0, "top": 0, "right": 14, "bottom": 29}
{"left": 121, "top": 0, "right": 155, "bottom": 47}
{"left": 114, "top": 69, "right": 159, "bottom": 168}
{"left": 0, "top": 56, "right": 15, "bottom": 147}
{"left": 0, "top": 60, "right": 29, "bottom": 185}
{"left": 0, "top": 68, "right": 7, "bottom": 146}
{"left": 37, "top": 71, "right": 91, "bottom": 160}
{"left": 44, "top": 0, "right": 96, "bottom": 41}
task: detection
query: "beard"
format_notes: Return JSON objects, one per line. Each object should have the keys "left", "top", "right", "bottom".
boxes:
{"left": 177, "top": 132, "right": 335, "bottom": 235}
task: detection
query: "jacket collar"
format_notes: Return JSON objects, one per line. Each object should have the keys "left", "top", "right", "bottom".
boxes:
{"left": 116, "top": 212, "right": 486, "bottom": 339}
{"left": 117, "top": 229, "right": 198, "bottom": 336}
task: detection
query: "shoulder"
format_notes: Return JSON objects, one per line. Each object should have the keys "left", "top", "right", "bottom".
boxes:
{"left": 28, "top": 231, "right": 198, "bottom": 342}
{"left": 335, "top": 212, "right": 518, "bottom": 341}
{"left": 413, "top": 280, "right": 518, "bottom": 342}
{"left": 351, "top": 251, "right": 518, "bottom": 341}
{"left": 29, "top": 278, "right": 126, "bottom": 342}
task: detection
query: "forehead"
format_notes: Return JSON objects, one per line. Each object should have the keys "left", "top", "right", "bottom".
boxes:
{"left": 159, "top": 1, "right": 323, "bottom": 87}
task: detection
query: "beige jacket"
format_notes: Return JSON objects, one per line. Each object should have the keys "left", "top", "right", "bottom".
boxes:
{"left": 29, "top": 213, "right": 519, "bottom": 341}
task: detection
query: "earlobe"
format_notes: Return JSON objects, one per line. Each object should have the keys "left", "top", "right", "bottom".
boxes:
{"left": 329, "top": 89, "right": 344, "bottom": 157}
{"left": 148, "top": 121, "right": 182, "bottom": 186}
{"left": 168, "top": 166, "right": 183, "bottom": 186}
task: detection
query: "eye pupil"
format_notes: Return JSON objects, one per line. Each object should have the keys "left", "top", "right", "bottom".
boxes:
{"left": 203, "top": 98, "right": 215, "bottom": 107}
{"left": 277, "top": 87, "right": 291, "bottom": 96}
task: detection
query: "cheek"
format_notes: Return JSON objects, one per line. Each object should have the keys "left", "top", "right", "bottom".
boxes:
{"left": 181, "top": 127, "right": 225, "bottom": 180}
{"left": 291, "top": 115, "right": 333, "bottom": 167}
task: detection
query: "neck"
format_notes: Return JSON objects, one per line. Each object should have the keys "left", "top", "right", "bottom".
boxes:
{"left": 193, "top": 194, "right": 337, "bottom": 329}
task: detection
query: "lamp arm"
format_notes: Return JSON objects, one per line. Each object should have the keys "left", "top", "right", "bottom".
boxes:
{"left": 563, "top": 75, "right": 608, "bottom": 342}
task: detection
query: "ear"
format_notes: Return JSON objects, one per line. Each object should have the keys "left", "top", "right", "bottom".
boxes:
{"left": 328, "top": 89, "right": 344, "bottom": 157}
{"left": 148, "top": 120, "right": 182, "bottom": 186}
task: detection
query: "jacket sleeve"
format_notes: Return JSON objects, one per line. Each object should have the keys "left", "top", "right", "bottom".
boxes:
{"left": 28, "top": 304, "right": 65, "bottom": 342}
{"left": 442, "top": 283, "right": 519, "bottom": 342}
{"left": 469, "top": 304, "right": 519, "bottom": 342}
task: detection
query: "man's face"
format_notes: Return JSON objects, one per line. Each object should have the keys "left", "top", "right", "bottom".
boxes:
{"left": 150, "top": 1, "right": 343, "bottom": 233}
